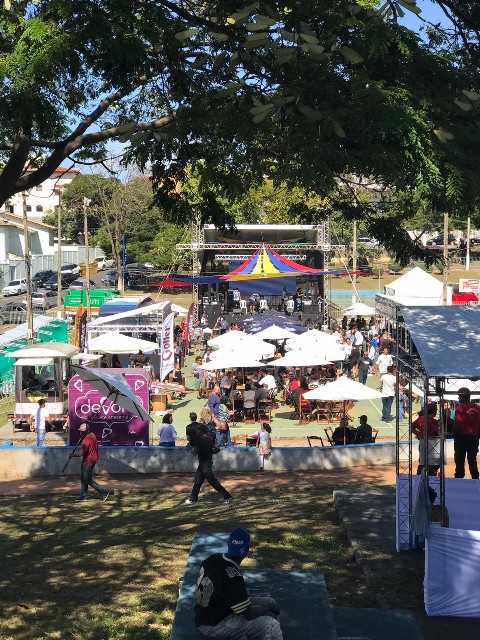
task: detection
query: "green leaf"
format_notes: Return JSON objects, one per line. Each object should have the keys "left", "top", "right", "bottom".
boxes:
{"left": 250, "top": 103, "right": 275, "bottom": 115}
{"left": 245, "top": 37, "right": 270, "bottom": 50}
{"left": 153, "top": 131, "right": 169, "bottom": 142}
{"left": 246, "top": 22, "right": 267, "bottom": 31}
{"left": 174, "top": 29, "right": 199, "bottom": 40}
{"left": 4, "top": 0, "right": 11, "bottom": 9}
{"left": 246, "top": 31, "right": 269, "bottom": 41}
{"left": 116, "top": 122, "right": 137, "bottom": 135}
{"left": 300, "top": 33, "right": 319, "bottom": 45}
{"left": 462, "top": 90, "right": 480, "bottom": 102}
{"left": 299, "top": 21, "right": 317, "bottom": 37}
{"left": 434, "top": 128, "right": 455, "bottom": 143}
{"left": 332, "top": 120, "right": 346, "bottom": 138}
{"left": 208, "top": 31, "right": 229, "bottom": 42}
{"left": 191, "top": 55, "right": 209, "bottom": 69}
{"left": 226, "top": 17, "right": 237, "bottom": 25}
{"left": 272, "top": 96, "right": 296, "bottom": 106}
{"left": 297, "top": 104, "right": 323, "bottom": 121}
{"left": 129, "top": 131, "right": 150, "bottom": 147}
{"left": 454, "top": 98, "right": 472, "bottom": 111}
{"left": 255, "top": 15, "right": 278, "bottom": 27}
{"left": 278, "top": 28, "right": 298, "bottom": 43}
{"left": 340, "top": 47, "right": 364, "bottom": 64}
{"left": 301, "top": 44, "right": 325, "bottom": 55}
{"left": 347, "top": 4, "right": 362, "bottom": 15}
{"left": 252, "top": 111, "right": 272, "bottom": 123}
{"left": 397, "top": 0, "right": 421, "bottom": 15}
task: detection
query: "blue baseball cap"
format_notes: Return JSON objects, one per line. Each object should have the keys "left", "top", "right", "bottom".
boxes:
{"left": 227, "top": 527, "right": 250, "bottom": 558}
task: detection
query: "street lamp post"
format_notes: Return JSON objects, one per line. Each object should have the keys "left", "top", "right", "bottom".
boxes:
{"left": 22, "top": 191, "right": 33, "bottom": 345}
{"left": 83, "top": 198, "right": 92, "bottom": 321}
{"left": 55, "top": 188, "right": 63, "bottom": 318}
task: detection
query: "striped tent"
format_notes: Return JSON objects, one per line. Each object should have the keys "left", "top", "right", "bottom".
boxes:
{"left": 224, "top": 244, "right": 345, "bottom": 280}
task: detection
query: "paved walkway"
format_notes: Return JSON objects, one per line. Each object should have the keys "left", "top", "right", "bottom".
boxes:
{"left": 0, "top": 465, "right": 398, "bottom": 496}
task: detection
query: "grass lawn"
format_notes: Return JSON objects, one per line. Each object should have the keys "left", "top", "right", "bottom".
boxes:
{"left": 0, "top": 483, "right": 424, "bottom": 640}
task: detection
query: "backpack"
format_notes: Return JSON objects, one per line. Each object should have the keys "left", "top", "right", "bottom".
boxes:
{"left": 218, "top": 404, "right": 230, "bottom": 423}
{"left": 205, "top": 422, "right": 217, "bottom": 442}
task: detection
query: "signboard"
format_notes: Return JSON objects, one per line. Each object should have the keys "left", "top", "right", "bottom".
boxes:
{"left": 68, "top": 368, "right": 149, "bottom": 446}
{"left": 459, "top": 279, "right": 480, "bottom": 294}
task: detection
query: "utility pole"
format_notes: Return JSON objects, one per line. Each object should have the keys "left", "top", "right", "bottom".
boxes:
{"left": 83, "top": 198, "right": 92, "bottom": 321}
{"left": 442, "top": 212, "right": 449, "bottom": 305}
{"left": 55, "top": 189, "right": 63, "bottom": 318}
{"left": 22, "top": 191, "right": 33, "bottom": 345}
{"left": 466, "top": 216, "right": 471, "bottom": 271}
{"left": 352, "top": 219, "right": 357, "bottom": 304}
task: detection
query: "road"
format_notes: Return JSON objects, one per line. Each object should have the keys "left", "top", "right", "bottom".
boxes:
{"left": 0, "top": 269, "right": 107, "bottom": 331}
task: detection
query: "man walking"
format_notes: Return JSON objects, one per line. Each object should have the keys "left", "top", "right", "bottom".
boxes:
{"left": 30, "top": 398, "right": 51, "bottom": 447}
{"left": 376, "top": 347, "right": 393, "bottom": 378}
{"left": 380, "top": 365, "right": 396, "bottom": 422}
{"left": 453, "top": 387, "right": 480, "bottom": 479}
{"left": 185, "top": 423, "right": 232, "bottom": 506}
{"left": 186, "top": 411, "right": 202, "bottom": 447}
{"left": 192, "top": 356, "right": 206, "bottom": 400}
{"left": 194, "top": 528, "right": 282, "bottom": 639}
{"left": 70, "top": 423, "right": 114, "bottom": 501}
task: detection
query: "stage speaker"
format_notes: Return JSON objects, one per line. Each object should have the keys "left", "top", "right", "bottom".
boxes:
{"left": 226, "top": 290, "right": 235, "bottom": 312}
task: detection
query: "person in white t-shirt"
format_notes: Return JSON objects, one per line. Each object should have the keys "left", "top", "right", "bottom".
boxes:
{"left": 376, "top": 347, "right": 393, "bottom": 377}
{"left": 259, "top": 373, "right": 276, "bottom": 390}
{"left": 29, "top": 398, "right": 51, "bottom": 447}
{"left": 380, "top": 366, "right": 396, "bottom": 422}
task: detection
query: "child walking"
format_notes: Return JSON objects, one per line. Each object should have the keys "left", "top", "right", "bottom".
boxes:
{"left": 257, "top": 423, "right": 272, "bottom": 471}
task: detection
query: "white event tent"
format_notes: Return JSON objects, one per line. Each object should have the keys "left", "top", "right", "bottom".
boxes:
{"left": 378, "top": 267, "right": 445, "bottom": 306}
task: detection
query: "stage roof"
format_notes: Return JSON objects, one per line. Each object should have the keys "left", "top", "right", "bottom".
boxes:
{"left": 203, "top": 224, "right": 319, "bottom": 245}
{"left": 402, "top": 306, "right": 480, "bottom": 378}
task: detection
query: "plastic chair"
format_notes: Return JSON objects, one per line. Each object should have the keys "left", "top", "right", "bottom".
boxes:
{"left": 324, "top": 427, "right": 334, "bottom": 446}
{"left": 307, "top": 435, "right": 325, "bottom": 447}
{"left": 239, "top": 299, "right": 247, "bottom": 314}
{"left": 259, "top": 299, "right": 268, "bottom": 312}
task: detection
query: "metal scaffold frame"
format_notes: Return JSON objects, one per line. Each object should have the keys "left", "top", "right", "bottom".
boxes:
{"left": 390, "top": 304, "right": 480, "bottom": 550}
{"left": 177, "top": 220, "right": 340, "bottom": 321}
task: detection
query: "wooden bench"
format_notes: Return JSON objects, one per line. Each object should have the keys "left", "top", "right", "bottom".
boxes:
{"left": 170, "top": 532, "right": 337, "bottom": 640}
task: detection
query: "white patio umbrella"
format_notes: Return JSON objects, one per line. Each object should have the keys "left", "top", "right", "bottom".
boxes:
{"left": 342, "top": 301, "right": 376, "bottom": 316}
{"left": 208, "top": 335, "right": 275, "bottom": 359}
{"left": 71, "top": 365, "right": 153, "bottom": 422}
{"left": 270, "top": 350, "right": 336, "bottom": 368}
{"left": 171, "top": 303, "right": 189, "bottom": 314}
{"left": 88, "top": 331, "right": 158, "bottom": 354}
{"left": 286, "top": 329, "right": 339, "bottom": 351}
{"left": 198, "top": 356, "right": 265, "bottom": 370}
{"left": 253, "top": 324, "right": 297, "bottom": 341}
{"left": 208, "top": 331, "right": 246, "bottom": 349}
{"left": 303, "top": 376, "right": 385, "bottom": 401}
{"left": 303, "top": 376, "right": 386, "bottom": 444}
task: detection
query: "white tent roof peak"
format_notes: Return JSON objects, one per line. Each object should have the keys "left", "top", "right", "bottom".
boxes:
{"left": 383, "top": 267, "right": 443, "bottom": 305}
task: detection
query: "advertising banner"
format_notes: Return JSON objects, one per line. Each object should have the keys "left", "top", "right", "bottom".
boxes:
{"left": 459, "top": 279, "right": 480, "bottom": 294}
{"left": 184, "top": 302, "right": 194, "bottom": 356}
{"left": 68, "top": 368, "right": 149, "bottom": 446}
{"left": 159, "top": 312, "right": 175, "bottom": 382}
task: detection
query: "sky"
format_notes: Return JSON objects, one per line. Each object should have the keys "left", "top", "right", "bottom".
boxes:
{"left": 400, "top": 0, "right": 451, "bottom": 31}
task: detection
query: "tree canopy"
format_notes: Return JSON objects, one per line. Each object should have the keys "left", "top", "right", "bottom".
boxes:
{"left": 1, "top": 1, "right": 480, "bottom": 263}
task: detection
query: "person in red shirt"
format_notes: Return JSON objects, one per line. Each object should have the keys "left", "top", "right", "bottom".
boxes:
{"left": 412, "top": 403, "right": 441, "bottom": 475}
{"left": 70, "top": 423, "right": 114, "bottom": 501}
{"left": 454, "top": 387, "right": 480, "bottom": 479}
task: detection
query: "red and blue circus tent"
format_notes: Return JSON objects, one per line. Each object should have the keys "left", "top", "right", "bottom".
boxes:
{"left": 154, "top": 245, "right": 352, "bottom": 296}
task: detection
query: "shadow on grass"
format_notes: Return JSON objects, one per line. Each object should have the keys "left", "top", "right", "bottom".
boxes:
{"left": 0, "top": 486, "right": 371, "bottom": 640}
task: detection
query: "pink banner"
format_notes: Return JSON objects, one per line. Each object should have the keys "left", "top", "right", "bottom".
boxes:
{"left": 68, "top": 368, "right": 150, "bottom": 446}
{"left": 184, "top": 302, "right": 194, "bottom": 356}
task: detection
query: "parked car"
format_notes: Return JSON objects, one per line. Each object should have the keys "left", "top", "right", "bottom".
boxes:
{"left": 23, "top": 289, "right": 59, "bottom": 310}
{"left": 32, "top": 270, "right": 55, "bottom": 287}
{"left": 60, "top": 263, "right": 81, "bottom": 276}
{"left": 470, "top": 237, "right": 480, "bottom": 246}
{"left": 101, "top": 269, "right": 119, "bottom": 287}
{"left": 357, "top": 237, "right": 379, "bottom": 248}
{"left": 2, "top": 278, "right": 27, "bottom": 296}
{"left": 451, "top": 286, "right": 479, "bottom": 306}
{"left": 94, "top": 256, "right": 115, "bottom": 271}
{"left": 68, "top": 278, "right": 97, "bottom": 290}
{"left": 426, "top": 234, "right": 457, "bottom": 246}
{"left": 0, "top": 302, "right": 28, "bottom": 324}
{"left": 44, "top": 272, "right": 77, "bottom": 290}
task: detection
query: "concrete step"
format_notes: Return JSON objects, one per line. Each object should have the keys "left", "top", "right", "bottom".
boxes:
{"left": 333, "top": 607, "right": 423, "bottom": 640}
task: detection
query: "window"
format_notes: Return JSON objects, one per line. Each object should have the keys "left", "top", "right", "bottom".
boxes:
{"left": 26, "top": 206, "right": 32, "bottom": 212}
{"left": 36, "top": 185, "right": 43, "bottom": 191}
{"left": 8, "top": 205, "right": 14, "bottom": 213}
{"left": 36, "top": 205, "right": 43, "bottom": 212}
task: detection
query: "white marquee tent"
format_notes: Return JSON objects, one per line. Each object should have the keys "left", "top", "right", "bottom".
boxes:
{"left": 378, "top": 266, "right": 446, "bottom": 306}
